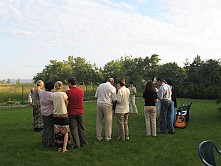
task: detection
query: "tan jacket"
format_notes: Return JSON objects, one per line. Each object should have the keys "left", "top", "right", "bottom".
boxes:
{"left": 115, "top": 86, "right": 130, "bottom": 114}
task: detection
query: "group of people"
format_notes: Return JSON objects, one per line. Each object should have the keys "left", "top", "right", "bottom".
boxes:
{"left": 28, "top": 76, "right": 176, "bottom": 152}
{"left": 143, "top": 77, "right": 177, "bottom": 136}
{"left": 143, "top": 77, "right": 177, "bottom": 137}
{"left": 95, "top": 77, "right": 132, "bottom": 141}
{"left": 95, "top": 77, "right": 177, "bottom": 141}
{"left": 28, "top": 78, "right": 88, "bottom": 153}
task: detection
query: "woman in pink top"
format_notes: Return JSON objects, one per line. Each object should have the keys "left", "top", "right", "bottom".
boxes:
{"left": 39, "top": 82, "right": 55, "bottom": 147}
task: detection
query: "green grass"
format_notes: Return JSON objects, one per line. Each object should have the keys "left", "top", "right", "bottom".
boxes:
{"left": 0, "top": 98, "right": 221, "bottom": 166}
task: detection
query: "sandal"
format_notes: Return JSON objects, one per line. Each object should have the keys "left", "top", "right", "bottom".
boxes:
{"left": 57, "top": 148, "right": 62, "bottom": 152}
{"left": 62, "top": 149, "right": 69, "bottom": 153}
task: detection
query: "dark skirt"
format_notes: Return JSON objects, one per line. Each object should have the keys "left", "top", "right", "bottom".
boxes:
{"left": 42, "top": 115, "right": 54, "bottom": 147}
{"left": 54, "top": 117, "right": 71, "bottom": 148}
{"left": 33, "top": 106, "right": 43, "bottom": 130}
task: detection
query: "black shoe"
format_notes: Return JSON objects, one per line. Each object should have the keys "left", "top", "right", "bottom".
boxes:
{"left": 47, "top": 144, "right": 55, "bottom": 148}
{"left": 81, "top": 143, "right": 89, "bottom": 147}
{"left": 168, "top": 131, "right": 175, "bottom": 134}
{"left": 34, "top": 128, "right": 42, "bottom": 132}
{"left": 67, "top": 145, "right": 71, "bottom": 150}
{"left": 72, "top": 145, "right": 80, "bottom": 149}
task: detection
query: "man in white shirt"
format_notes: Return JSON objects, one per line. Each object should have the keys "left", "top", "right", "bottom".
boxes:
{"left": 95, "top": 78, "right": 117, "bottom": 141}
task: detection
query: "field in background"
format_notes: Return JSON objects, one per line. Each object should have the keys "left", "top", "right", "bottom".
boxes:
{"left": 0, "top": 84, "right": 35, "bottom": 105}
{"left": 0, "top": 98, "right": 221, "bottom": 165}
{"left": 0, "top": 84, "right": 98, "bottom": 106}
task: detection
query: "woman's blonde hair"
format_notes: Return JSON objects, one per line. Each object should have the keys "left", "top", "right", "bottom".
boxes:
{"left": 36, "top": 80, "right": 44, "bottom": 87}
{"left": 54, "top": 81, "right": 63, "bottom": 89}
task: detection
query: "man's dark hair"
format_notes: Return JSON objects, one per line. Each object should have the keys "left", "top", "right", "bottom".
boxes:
{"left": 45, "top": 82, "right": 54, "bottom": 91}
{"left": 118, "top": 78, "right": 126, "bottom": 86}
{"left": 129, "top": 81, "right": 134, "bottom": 84}
{"left": 68, "top": 77, "right": 77, "bottom": 85}
{"left": 165, "top": 78, "right": 173, "bottom": 86}
{"left": 156, "top": 77, "right": 164, "bottom": 82}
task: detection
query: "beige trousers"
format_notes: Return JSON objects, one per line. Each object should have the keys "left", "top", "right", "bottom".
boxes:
{"left": 116, "top": 113, "right": 129, "bottom": 140}
{"left": 96, "top": 103, "right": 112, "bottom": 140}
{"left": 144, "top": 106, "right": 156, "bottom": 136}
{"left": 129, "top": 96, "right": 138, "bottom": 113}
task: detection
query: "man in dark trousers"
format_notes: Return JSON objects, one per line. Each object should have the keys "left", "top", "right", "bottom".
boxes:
{"left": 156, "top": 77, "right": 174, "bottom": 134}
{"left": 66, "top": 77, "right": 88, "bottom": 148}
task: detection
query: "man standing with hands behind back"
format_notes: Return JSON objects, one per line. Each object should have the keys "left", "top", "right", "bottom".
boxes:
{"left": 66, "top": 77, "right": 88, "bottom": 149}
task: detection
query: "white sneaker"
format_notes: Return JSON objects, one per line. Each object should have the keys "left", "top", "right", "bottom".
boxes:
{"left": 105, "top": 138, "right": 111, "bottom": 142}
{"left": 125, "top": 136, "right": 129, "bottom": 140}
{"left": 97, "top": 137, "right": 103, "bottom": 141}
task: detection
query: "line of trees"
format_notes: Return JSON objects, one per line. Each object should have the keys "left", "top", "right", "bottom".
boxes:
{"left": 33, "top": 55, "right": 221, "bottom": 103}
{"left": 0, "top": 79, "right": 12, "bottom": 84}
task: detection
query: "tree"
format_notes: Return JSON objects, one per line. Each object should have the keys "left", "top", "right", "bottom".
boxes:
{"left": 150, "top": 54, "right": 161, "bottom": 66}
{"left": 142, "top": 54, "right": 160, "bottom": 81}
{"left": 217, "top": 68, "right": 221, "bottom": 106}
{"left": 72, "top": 57, "right": 95, "bottom": 84}
{"left": 184, "top": 57, "right": 221, "bottom": 99}
{"left": 183, "top": 58, "right": 190, "bottom": 72}
{"left": 16, "top": 79, "right": 21, "bottom": 85}
{"left": 6, "top": 79, "right": 11, "bottom": 84}
{"left": 102, "top": 55, "right": 161, "bottom": 88}
{"left": 0, "top": 79, "right": 5, "bottom": 84}
{"left": 33, "top": 56, "right": 101, "bottom": 85}
{"left": 188, "top": 55, "right": 204, "bottom": 83}
{"left": 103, "top": 58, "right": 125, "bottom": 82}
{"left": 157, "top": 62, "right": 187, "bottom": 84}
{"left": 32, "top": 54, "right": 220, "bottom": 100}
{"left": 33, "top": 60, "right": 73, "bottom": 83}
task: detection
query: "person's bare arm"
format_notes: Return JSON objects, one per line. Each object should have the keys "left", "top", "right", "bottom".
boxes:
{"left": 65, "top": 99, "right": 69, "bottom": 107}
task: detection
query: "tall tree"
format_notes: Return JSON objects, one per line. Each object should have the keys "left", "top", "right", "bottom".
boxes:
{"left": 143, "top": 54, "right": 160, "bottom": 80}
{"left": 103, "top": 58, "right": 125, "bottom": 82}
{"left": 188, "top": 55, "right": 204, "bottom": 83}
{"left": 72, "top": 57, "right": 95, "bottom": 84}
{"left": 157, "top": 62, "right": 187, "bottom": 84}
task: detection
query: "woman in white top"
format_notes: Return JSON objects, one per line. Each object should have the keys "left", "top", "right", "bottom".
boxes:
{"left": 51, "top": 81, "right": 70, "bottom": 153}
{"left": 115, "top": 78, "right": 130, "bottom": 140}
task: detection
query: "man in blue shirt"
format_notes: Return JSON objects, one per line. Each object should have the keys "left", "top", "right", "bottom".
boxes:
{"left": 156, "top": 77, "right": 174, "bottom": 134}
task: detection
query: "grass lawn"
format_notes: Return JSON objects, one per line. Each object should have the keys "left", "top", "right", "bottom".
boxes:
{"left": 0, "top": 98, "right": 221, "bottom": 166}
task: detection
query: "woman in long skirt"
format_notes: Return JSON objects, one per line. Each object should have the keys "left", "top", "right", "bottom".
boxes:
{"left": 51, "top": 81, "right": 70, "bottom": 152}
{"left": 32, "top": 80, "right": 44, "bottom": 131}
{"left": 39, "top": 81, "right": 55, "bottom": 147}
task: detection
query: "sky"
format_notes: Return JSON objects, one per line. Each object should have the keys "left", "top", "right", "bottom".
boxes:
{"left": 0, "top": 0, "right": 221, "bottom": 80}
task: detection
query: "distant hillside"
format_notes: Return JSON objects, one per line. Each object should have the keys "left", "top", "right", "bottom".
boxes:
{"left": 2, "top": 79, "right": 33, "bottom": 83}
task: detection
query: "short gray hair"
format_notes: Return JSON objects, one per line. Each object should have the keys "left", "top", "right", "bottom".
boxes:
{"left": 107, "top": 78, "right": 114, "bottom": 85}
